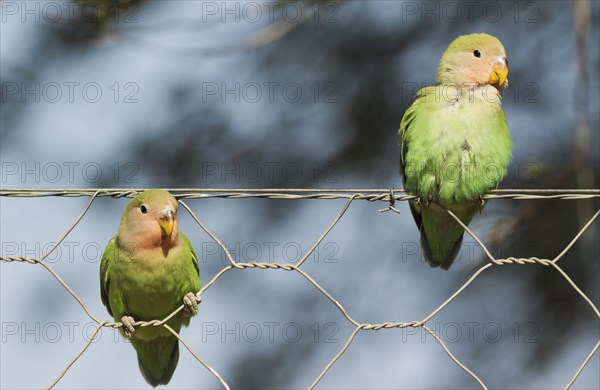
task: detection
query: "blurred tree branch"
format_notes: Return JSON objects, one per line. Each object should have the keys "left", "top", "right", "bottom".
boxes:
{"left": 573, "top": 1, "right": 596, "bottom": 244}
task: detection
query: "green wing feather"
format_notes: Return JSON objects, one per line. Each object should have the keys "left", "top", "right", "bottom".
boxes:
{"left": 100, "top": 236, "right": 116, "bottom": 316}
{"left": 181, "top": 232, "right": 199, "bottom": 277}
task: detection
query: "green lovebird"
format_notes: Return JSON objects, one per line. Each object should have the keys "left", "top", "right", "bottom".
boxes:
{"left": 100, "top": 189, "right": 201, "bottom": 386}
{"left": 399, "top": 33, "right": 512, "bottom": 270}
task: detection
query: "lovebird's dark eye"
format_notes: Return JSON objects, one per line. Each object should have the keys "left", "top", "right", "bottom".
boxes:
{"left": 473, "top": 50, "right": 481, "bottom": 58}
{"left": 140, "top": 205, "right": 148, "bottom": 214}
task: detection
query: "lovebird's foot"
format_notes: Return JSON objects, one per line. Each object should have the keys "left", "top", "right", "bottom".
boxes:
{"left": 416, "top": 196, "right": 432, "bottom": 207}
{"left": 121, "top": 316, "right": 136, "bottom": 337}
{"left": 478, "top": 195, "right": 486, "bottom": 212}
{"left": 183, "top": 292, "right": 201, "bottom": 316}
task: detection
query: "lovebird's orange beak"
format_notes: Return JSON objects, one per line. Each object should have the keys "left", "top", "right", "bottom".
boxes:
{"left": 489, "top": 56, "right": 509, "bottom": 90}
{"left": 158, "top": 208, "right": 175, "bottom": 238}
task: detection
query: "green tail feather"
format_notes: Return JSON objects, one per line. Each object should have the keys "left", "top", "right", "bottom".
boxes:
{"left": 131, "top": 336, "right": 179, "bottom": 387}
{"left": 410, "top": 201, "right": 476, "bottom": 270}
{"left": 419, "top": 225, "right": 464, "bottom": 270}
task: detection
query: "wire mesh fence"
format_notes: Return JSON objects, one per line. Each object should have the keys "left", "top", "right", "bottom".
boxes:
{"left": 1, "top": 188, "right": 599, "bottom": 390}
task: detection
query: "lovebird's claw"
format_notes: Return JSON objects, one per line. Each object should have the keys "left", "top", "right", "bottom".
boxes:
{"left": 478, "top": 195, "right": 486, "bottom": 212}
{"left": 183, "top": 292, "right": 201, "bottom": 316}
{"left": 121, "top": 316, "right": 136, "bottom": 337}
{"left": 416, "top": 196, "right": 432, "bottom": 207}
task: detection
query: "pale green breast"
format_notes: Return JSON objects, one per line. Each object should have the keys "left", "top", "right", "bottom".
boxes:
{"left": 106, "top": 236, "right": 200, "bottom": 329}
{"left": 401, "top": 85, "right": 511, "bottom": 203}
